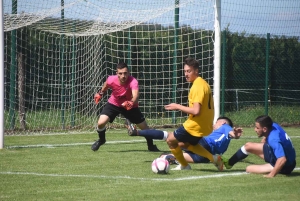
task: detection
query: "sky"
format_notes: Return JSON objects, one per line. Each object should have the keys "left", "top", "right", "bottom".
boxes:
{"left": 3, "top": 0, "right": 300, "bottom": 37}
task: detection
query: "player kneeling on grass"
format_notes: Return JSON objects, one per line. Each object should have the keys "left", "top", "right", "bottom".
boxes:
{"left": 126, "top": 117, "right": 243, "bottom": 166}
{"left": 92, "top": 62, "right": 159, "bottom": 152}
{"left": 221, "top": 115, "right": 296, "bottom": 178}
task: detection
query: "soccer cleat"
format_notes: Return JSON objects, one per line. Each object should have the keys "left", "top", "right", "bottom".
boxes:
{"left": 124, "top": 119, "right": 138, "bottom": 136}
{"left": 91, "top": 139, "right": 106, "bottom": 151}
{"left": 148, "top": 144, "right": 160, "bottom": 152}
{"left": 171, "top": 164, "right": 192, "bottom": 170}
{"left": 221, "top": 156, "right": 233, "bottom": 169}
{"left": 163, "top": 154, "right": 178, "bottom": 165}
{"left": 213, "top": 154, "right": 224, "bottom": 171}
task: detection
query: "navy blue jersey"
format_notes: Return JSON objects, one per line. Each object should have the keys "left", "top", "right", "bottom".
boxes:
{"left": 267, "top": 123, "right": 296, "bottom": 166}
{"left": 203, "top": 124, "right": 233, "bottom": 155}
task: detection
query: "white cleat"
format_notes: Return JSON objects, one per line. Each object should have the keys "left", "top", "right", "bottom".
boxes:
{"left": 171, "top": 164, "right": 192, "bottom": 171}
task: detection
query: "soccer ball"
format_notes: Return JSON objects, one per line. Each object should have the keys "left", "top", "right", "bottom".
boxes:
{"left": 151, "top": 158, "right": 170, "bottom": 174}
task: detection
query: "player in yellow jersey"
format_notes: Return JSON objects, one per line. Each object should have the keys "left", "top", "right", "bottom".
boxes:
{"left": 164, "top": 57, "right": 223, "bottom": 170}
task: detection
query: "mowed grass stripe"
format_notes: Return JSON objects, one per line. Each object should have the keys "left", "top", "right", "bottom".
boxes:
{"left": 1, "top": 168, "right": 300, "bottom": 181}
{"left": 5, "top": 135, "right": 300, "bottom": 149}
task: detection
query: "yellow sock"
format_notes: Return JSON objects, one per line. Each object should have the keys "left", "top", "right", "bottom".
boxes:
{"left": 170, "top": 146, "right": 188, "bottom": 167}
{"left": 187, "top": 144, "right": 213, "bottom": 162}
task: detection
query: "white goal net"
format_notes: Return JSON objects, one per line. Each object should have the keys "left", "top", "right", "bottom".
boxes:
{"left": 3, "top": 0, "right": 215, "bottom": 135}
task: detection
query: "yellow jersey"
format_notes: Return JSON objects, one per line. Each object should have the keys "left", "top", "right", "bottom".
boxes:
{"left": 183, "top": 77, "right": 214, "bottom": 137}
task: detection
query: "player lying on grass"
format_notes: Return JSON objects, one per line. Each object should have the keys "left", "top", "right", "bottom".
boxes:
{"left": 126, "top": 116, "right": 243, "bottom": 165}
{"left": 221, "top": 115, "right": 296, "bottom": 178}
{"left": 92, "top": 62, "right": 159, "bottom": 152}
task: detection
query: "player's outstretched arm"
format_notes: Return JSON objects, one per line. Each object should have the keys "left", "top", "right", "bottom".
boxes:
{"left": 94, "top": 81, "right": 108, "bottom": 104}
{"left": 99, "top": 81, "right": 108, "bottom": 93}
{"left": 164, "top": 102, "right": 200, "bottom": 116}
{"left": 121, "top": 89, "right": 139, "bottom": 110}
{"left": 131, "top": 89, "right": 139, "bottom": 105}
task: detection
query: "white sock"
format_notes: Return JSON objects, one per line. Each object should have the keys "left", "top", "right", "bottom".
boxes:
{"left": 162, "top": 131, "right": 169, "bottom": 141}
{"left": 97, "top": 127, "right": 106, "bottom": 132}
{"left": 241, "top": 145, "right": 249, "bottom": 155}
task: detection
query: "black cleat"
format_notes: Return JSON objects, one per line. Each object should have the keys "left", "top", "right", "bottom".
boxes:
{"left": 164, "top": 154, "right": 179, "bottom": 165}
{"left": 148, "top": 144, "right": 160, "bottom": 152}
{"left": 91, "top": 139, "right": 106, "bottom": 151}
{"left": 124, "top": 119, "right": 138, "bottom": 136}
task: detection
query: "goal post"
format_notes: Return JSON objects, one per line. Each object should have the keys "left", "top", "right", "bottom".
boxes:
{"left": 213, "top": 0, "right": 221, "bottom": 123}
{"left": 2, "top": 0, "right": 219, "bottom": 136}
{"left": 1, "top": 0, "right": 4, "bottom": 148}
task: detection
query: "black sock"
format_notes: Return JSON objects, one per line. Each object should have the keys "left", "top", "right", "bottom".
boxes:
{"left": 97, "top": 128, "right": 106, "bottom": 142}
{"left": 228, "top": 148, "right": 248, "bottom": 166}
{"left": 145, "top": 137, "right": 154, "bottom": 147}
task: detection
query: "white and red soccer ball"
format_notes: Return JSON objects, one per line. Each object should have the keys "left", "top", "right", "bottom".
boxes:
{"left": 151, "top": 158, "right": 170, "bottom": 174}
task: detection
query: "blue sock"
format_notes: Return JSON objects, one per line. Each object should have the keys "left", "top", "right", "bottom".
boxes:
{"left": 137, "top": 129, "right": 165, "bottom": 140}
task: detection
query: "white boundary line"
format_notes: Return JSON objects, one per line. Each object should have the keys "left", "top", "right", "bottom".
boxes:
{"left": 6, "top": 139, "right": 146, "bottom": 149}
{"left": 1, "top": 168, "right": 300, "bottom": 181}
{"left": 6, "top": 136, "right": 300, "bottom": 149}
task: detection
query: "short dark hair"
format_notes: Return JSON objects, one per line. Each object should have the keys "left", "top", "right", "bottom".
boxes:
{"left": 255, "top": 115, "right": 273, "bottom": 130}
{"left": 117, "top": 62, "right": 128, "bottom": 70}
{"left": 217, "top": 116, "right": 233, "bottom": 127}
{"left": 184, "top": 57, "right": 199, "bottom": 71}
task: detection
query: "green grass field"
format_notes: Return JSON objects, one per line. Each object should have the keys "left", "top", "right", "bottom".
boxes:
{"left": 1, "top": 127, "right": 300, "bottom": 201}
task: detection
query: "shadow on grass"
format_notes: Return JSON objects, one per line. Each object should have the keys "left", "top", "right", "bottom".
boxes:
{"left": 112, "top": 149, "right": 170, "bottom": 153}
{"left": 286, "top": 172, "right": 300, "bottom": 177}
{"left": 192, "top": 168, "right": 246, "bottom": 172}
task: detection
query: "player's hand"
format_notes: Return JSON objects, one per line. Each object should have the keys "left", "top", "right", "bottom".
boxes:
{"left": 233, "top": 127, "right": 243, "bottom": 139}
{"left": 164, "top": 103, "right": 179, "bottom": 111}
{"left": 94, "top": 92, "right": 103, "bottom": 104}
{"left": 263, "top": 173, "right": 275, "bottom": 178}
{"left": 122, "top": 101, "right": 134, "bottom": 110}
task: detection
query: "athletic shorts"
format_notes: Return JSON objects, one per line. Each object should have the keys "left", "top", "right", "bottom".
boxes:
{"left": 183, "top": 138, "right": 211, "bottom": 163}
{"left": 100, "top": 102, "right": 145, "bottom": 124}
{"left": 173, "top": 126, "right": 202, "bottom": 146}
{"left": 263, "top": 143, "right": 296, "bottom": 175}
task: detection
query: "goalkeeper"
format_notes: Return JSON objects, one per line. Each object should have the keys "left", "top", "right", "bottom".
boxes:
{"left": 92, "top": 62, "right": 160, "bottom": 152}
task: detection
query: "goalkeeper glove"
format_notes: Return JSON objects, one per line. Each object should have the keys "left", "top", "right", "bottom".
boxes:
{"left": 121, "top": 101, "right": 134, "bottom": 110}
{"left": 94, "top": 92, "right": 103, "bottom": 104}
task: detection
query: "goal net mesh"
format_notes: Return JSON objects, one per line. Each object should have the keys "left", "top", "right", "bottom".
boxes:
{"left": 4, "top": 0, "right": 215, "bottom": 135}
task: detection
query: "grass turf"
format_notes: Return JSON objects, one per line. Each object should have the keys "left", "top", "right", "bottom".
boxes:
{"left": 1, "top": 127, "right": 300, "bottom": 201}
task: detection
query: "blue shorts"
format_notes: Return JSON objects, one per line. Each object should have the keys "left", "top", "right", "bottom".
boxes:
{"left": 174, "top": 126, "right": 202, "bottom": 146}
{"left": 183, "top": 138, "right": 211, "bottom": 163}
{"left": 263, "top": 143, "right": 296, "bottom": 175}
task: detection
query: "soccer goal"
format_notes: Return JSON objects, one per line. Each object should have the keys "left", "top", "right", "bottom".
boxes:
{"left": 2, "top": 0, "right": 220, "bottom": 135}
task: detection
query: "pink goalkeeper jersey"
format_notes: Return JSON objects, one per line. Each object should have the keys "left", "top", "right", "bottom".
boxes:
{"left": 107, "top": 75, "right": 139, "bottom": 107}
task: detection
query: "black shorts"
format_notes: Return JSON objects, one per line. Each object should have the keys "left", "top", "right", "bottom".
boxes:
{"left": 101, "top": 102, "right": 145, "bottom": 124}
{"left": 183, "top": 138, "right": 211, "bottom": 163}
{"left": 173, "top": 126, "right": 202, "bottom": 146}
{"left": 263, "top": 143, "right": 296, "bottom": 175}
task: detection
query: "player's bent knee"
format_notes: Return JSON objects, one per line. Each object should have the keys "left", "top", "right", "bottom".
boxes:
{"left": 244, "top": 142, "right": 254, "bottom": 150}
{"left": 97, "top": 121, "right": 105, "bottom": 127}
{"left": 166, "top": 139, "right": 177, "bottom": 148}
{"left": 244, "top": 142, "right": 263, "bottom": 152}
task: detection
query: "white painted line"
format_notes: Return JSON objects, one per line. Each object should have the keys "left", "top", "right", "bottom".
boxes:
{"left": 1, "top": 168, "right": 299, "bottom": 181}
{"left": 6, "top": 139, "right": 146, "bottom": 149}
{"left": 6, "top": 135, "right": 300, "bottom": 149}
